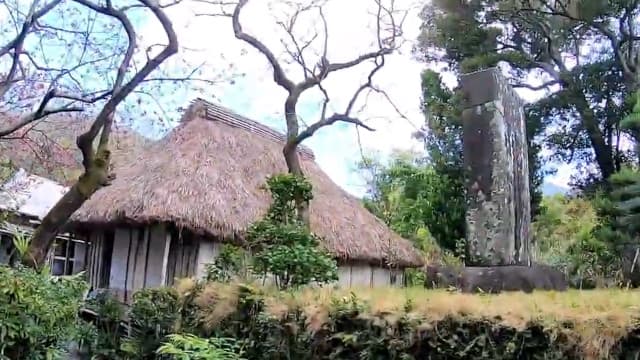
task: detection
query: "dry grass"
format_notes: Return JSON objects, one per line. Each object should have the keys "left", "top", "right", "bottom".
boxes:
{"left": 70, "top": 99, "right": 422, "bottom": 267}
{"left": 258, "top": 286, "right": 640, "bottom": 359}
{"left": 194, "top": 282, "right": 241, "bottom": 331}
{"left": 172, "top": 279, "right": 640, "bottom": 358}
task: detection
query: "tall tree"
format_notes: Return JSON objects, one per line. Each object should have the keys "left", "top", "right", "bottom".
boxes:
{"left": 206, "top": 0, "right": 406, "bottom": 225}
{"left": 0, "top": 0, "right": 181, "bottom": 267}
{"left": 417, "top": 0, "right": 640, "bottom": 183}
{"left": 359, "top": 150, "right": 466, "bottom": 253}
{"left": 416, "top": 69, "right": 466, "bottom": 251}
{"left": 610, "top": 92, "right": 640, "bottom": 236}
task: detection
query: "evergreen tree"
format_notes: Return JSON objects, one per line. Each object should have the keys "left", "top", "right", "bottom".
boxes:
{"left": 417, "top": 0, "right": 640, "bottom": 185}
{"left": 610, "top": 92, "right": 640, "bottom": 236}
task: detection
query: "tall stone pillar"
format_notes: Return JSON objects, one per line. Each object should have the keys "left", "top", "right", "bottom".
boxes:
{"left": 459, "top": 68, "right": 531, "bottom": 266}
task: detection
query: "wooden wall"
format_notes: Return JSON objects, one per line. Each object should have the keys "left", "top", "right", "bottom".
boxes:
{"left": 87, "top": 225, "right": 217, "bottom": 303}
{"left": 166, "top": 229, "right": 201, "bottom": 285}
{"left": 195, "top": 240, "right": 222, "bottom": 279}
{"left": 87, "top": 227, "right": 407, "bottom": 303}
{"left": 247, "top": 263, "right": 405, "bottom": 288}
{"left": 88, "top": 225, "right": 173, "bottom": 303}
{"left": 338, "top": 263, "right": 405, "bottom": 288}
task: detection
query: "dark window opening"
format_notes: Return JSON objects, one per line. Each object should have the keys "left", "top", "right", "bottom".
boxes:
{"left": 99, "top": 230, "right": 114, "bottom": 288}
{"left": 50, "top": 238, "right": 76, "bottom": 276}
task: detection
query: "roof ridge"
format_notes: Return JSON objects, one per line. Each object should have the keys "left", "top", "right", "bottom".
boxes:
{"left": 190, "top": 98, "right": 315, "bottom": 160}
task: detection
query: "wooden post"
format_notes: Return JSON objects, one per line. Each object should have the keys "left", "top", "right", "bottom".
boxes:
{"left": 160, "top": 229, "right": 172, "bottom": 286}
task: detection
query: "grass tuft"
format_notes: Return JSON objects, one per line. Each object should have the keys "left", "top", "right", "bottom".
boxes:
{"left": 256, "top": 286, "right": 640, "bottom": 359}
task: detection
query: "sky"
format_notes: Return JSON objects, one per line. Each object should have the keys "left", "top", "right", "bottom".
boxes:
{"left": 133, "top": 0, "right": 432, "bottom": 198}
{"left": 136, "top": 0, "right": 577, "bottom": 198}
{"left": 1, "top": 0, "right": 573, "bottom": 197}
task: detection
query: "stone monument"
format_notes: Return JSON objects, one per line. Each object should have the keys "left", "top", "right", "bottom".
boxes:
{"left": 459, "top": 67, "right": 531, "bottom": 267}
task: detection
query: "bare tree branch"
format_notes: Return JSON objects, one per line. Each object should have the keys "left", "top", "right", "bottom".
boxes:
{"left": 277, "top": 8, "right": 318, "bottom": 78}
{"left": 0, "top": 0, "right": 66, "bottom": 100}
{"left": 0, "top": 0, "right": 63, "bottom": 57}
{"left": 229, "top": 0, "right": 404, "bottom": 144}
{"left": 232, "top": 0, "right": 295, "bottom": 91}
{"left": 512, "top": 79, "right": 561, "bottom": 91}
{"left": 203, "top": 0, "right": 406, "bottom": 225}
{"left": 22, "top": 0, "right": 180, "bottom": 267}
{"left": 0, "top": 89, "right": 84, "bottom": 137}
{"left": 294, "top": 55, "right": 385, "bottom": 146}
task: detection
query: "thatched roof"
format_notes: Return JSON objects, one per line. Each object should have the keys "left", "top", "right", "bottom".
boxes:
{"left": 70, "top": 99, "right": 423, "bottom": 267}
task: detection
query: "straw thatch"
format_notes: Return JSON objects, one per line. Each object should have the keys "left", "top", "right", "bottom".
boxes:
{"left": 70, "top": 99, "right": 423, "bottom": 267}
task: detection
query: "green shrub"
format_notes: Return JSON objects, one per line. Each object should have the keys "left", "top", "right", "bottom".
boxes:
{"left": 84, "top": 291, "right": 125, "bottom": 359}
{"left": 610, "top": 167, "right": 640, "bottom": 236}
{"left": 246, "top": 174, "right": 338, "bottom": 289}
{"left": 205, "top": 244, "right": 248, "bottom": 283}
{"left": 0, "top": 265, "right": 88, "bottom": 359}
{"left": 157, "top": 334, "right": 245, "bottom": 360}
{"left": 175, "top": 283, "right": 637, "bottom": 359}
{"left": 532, "top": 194, "right": 620, "bottom": 287}
{"left": 79, "top": 280, "right": 640, "bottom": 359}
{"left": 121, "top": 288, "right": 180, "bottom": 359}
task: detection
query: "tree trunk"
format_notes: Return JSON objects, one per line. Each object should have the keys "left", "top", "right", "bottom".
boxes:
{"left": 283, "top": 94, "right": 310, "bottom": 226}
{"left": 23, "top": 165, "right": 108, "bottom": 268}
{"left": 576, "top": 94, "right": 616, "bottom": 180}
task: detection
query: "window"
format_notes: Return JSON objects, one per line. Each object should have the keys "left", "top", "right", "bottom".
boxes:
{"left": 0, "top": 233, "right": 13, "bottom": 265}
{"left": 50, "top": 238, "right": 79, "bottom": 276}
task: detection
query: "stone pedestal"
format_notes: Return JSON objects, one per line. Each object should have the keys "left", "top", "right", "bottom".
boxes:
{"left": 460, "top": 68, "right": 531, "bottom": 266}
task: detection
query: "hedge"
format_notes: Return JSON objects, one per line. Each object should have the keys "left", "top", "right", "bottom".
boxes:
{"left": 147, "top": 280, "right": 640, "bottom": 360}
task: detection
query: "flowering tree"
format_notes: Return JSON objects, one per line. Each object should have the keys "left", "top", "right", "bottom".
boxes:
{"left": 0, "top": 0, "right": 184, "bottom": 267}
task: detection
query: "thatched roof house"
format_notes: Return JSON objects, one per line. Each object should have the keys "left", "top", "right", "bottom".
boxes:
{"left": 70, "top": 99, "right": 422, "bottom": 299}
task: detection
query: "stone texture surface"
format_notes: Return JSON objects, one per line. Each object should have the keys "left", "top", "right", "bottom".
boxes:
{"left": 424, "top": 264, "right": 459, "bottom": 289}
{"left": 458, "top": 264, "right": 568, "bottom": 294}
{"left": 460, "top": 68, "right": 531, "bottom": 266}
{"left": 423, "top": 263, "right": 568, "bottom": 292}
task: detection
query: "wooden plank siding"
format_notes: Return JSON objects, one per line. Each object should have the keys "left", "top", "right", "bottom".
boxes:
{"left": 337, "top": 263, "right": 405, "bottom": 288}
{"left": 86, "top": 226, "right": 407, "bottom": 304}
{"left": 87, "top": 225, "right": 206, "bottom": 303}
{"left": 165, "top": 229, "right": 200, "bottom": 286}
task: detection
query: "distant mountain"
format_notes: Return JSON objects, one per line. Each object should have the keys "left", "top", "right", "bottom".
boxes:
{"left": 541, "top": 181, "right": 569, "bottom": 196}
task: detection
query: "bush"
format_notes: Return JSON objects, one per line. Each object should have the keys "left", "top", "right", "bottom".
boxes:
{"left": 205, "top": 245, "right": 248, "bottom": 283}
{"left": 246, "top": 174, "right": 338, "bottom": 289}
{"left": 79, "top": 279, "right": 640, "bottom": 359}
{"left": 84, "top": 290, "right": 125, "bottom": 359}
{"left": 156, "top": 334, "right": 245, "bottom": 360}
{"left": 0, "top": 265, "right": 88, "bottom": 359}
{"left": 532, "top": 194, "right": 620, "bottom": 287}
{"left": 121, "top": 288, "right": 181, "bottom": 359}
{"left": 152, "top": 281, "right": 640, "bottom": 359}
